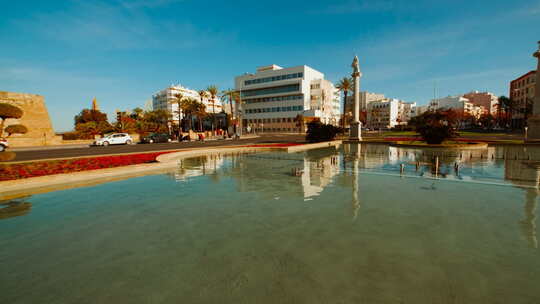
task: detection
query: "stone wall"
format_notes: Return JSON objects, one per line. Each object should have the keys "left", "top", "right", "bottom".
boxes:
{"left": 0, "top": 91, "right": 62, "bottom": 147}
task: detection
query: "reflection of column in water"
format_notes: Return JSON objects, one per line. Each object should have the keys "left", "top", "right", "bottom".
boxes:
{"left": 521, "top": 189, "right": 538, "bottom": 249}
{"left": 351, "top": 144, "right": 361, "bottom": 220}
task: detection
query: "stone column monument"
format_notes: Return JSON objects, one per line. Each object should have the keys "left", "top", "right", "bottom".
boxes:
{"left": 349, "top": 56, "right": 362, "bottom": 141}
{"left": 526, "top": 41, "right": 540, "bottom": 141}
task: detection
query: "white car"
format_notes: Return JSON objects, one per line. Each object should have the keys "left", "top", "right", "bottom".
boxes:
{"left": 93, "top": 133, "right": 133, "bottom": 146}
{"left": 0, "top": 138, "right": 8, "bottom": 152}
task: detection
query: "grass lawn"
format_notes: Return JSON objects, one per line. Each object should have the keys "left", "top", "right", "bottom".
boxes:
{"left": 380, "top": 131, "right": 419, "bottom": 136}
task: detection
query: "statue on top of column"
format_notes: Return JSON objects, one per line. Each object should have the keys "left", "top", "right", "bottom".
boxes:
{"left": 351, "top": 55, "right": 360, "bottom": 76}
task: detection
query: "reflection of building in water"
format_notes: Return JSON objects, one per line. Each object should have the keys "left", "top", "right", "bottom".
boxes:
{"left": 225, "top": 149, "right": 340, "bottom": 199}
{"left": 301, "top": 153, "right": 340, "bottom": 198}
{"left": 172, "top": 154, "right": 225, "bottom": 181}
{"left": 504, "top": 157, "right": 539, "bottom": 248}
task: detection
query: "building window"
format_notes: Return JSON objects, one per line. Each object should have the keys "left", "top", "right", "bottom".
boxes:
{"left": 244, "top": 72, "right": 303, "bottom": 86}
{"left": 242, "top": 84, "right": 300, "bottom": 97}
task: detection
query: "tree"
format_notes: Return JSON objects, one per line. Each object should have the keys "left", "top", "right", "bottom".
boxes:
{"left": 498, "top": 96, "right": 516, "bottom": 128}
{"left": 74, "top": 109, "right": 108, "bottom": 124}
{"left": 75, "top": 121, "right": 113, "bottom": 137}
{"left": 115, "top": 116, "right": 137, "bottom": 133}
{"left": 131, "top": 107, "right": 144, "bottom": 119}
{"left": 336, "top": 77, "right": 352, "bottom": 128}
{"left": 0, "top": 103, "right": 24, "bottom": 139}
{"left": 305, "top": 120, "right": 341, "bottom": 143}
{"left": 174, "top": 93, "right": 186, "bottom": 130}
{"left": 207, "top": 85, "right": 219, "bottom": 129}
{"left": 191, "top": 100, "right": 207, "bottom": 131}
{"left": 479, "top": 113, "right": 496, "bottom": 130}
{"left": 74, "top": 108, "right": 112, "bottom": 138}
{"left": 411, "top": 110, "right": 457, "bottom": 144}
{"left": 221, "top": 89, "right": 238, "bottom": 119}
{"left": 4, "top": 124, "right": 28, "bottom": 137}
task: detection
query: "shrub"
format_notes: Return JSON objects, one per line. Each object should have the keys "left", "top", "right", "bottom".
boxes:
{"left": 61, "top": 131, "right": 93, "bottom": 140}
{"left": 305, "top": 121, "right": 341, "bottom": 143}
{"left": 414, "top": 111, "right": 457, "bottom": 144}
{"left": 417, "top": 125, "right": 456, "bottom": 144}
{"left": 0, "top": 103, "right": 23, "bottom": 120}
{"left": 5, "top": 124, "right": 28, "bottom": 136}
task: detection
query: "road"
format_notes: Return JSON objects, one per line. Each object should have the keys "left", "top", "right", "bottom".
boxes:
{"left": 8, "top": 134, "right": 306, "bottom": 163}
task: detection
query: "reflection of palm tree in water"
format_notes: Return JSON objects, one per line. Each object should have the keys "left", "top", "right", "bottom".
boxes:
{"left": 520, "top": 189, "right": 538, "bottom": 248}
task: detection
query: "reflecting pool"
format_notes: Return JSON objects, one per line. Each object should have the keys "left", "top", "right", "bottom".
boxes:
{"left": 1, "top": 143, "right": 539, "bottom": 303}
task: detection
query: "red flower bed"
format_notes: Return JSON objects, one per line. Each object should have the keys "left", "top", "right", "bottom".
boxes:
{"left": 0, "top": 152, "right": 173, "bottom": 181}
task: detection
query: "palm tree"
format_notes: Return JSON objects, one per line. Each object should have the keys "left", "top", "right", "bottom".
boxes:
{"left": 498, "top": 96, "right": 516, "bottom": 128}
{"left": 207, "top": 85, "right": 219, "bottom": 130}
{"left": 198, "top": 90, "right": 207, "bottom": 104}
{"left": 174, "top": 93, "right": 185, "bottom": 130}
{"left": 336, "top": 77, "right": 352, "bottom": 128}
{"left": 192, "top": 100, "right": 207, "bottom": 131}
{"left": 220, "top": 89, "right": 238, "bottom": 118}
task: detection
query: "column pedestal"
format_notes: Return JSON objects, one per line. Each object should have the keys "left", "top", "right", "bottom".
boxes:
{"left": 349, "top": 121, "right": 361, "bottom": 141}
{"left": 527, "top": 116, "right": 540, "bottom": 142}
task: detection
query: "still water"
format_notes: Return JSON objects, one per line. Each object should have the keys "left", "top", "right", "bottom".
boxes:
{"left": 1, "top": 143, "right": 539, "bottom": 303}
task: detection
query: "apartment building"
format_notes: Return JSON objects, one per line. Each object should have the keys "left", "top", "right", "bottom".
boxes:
{"left": 463, "top": 91, "right": 499, "bottom": 115}
{"left": 397, "top": 101, "right": 417, "bottom": 124}
{"left": 235, "top": 64, "right": 340, "bottom": 132}
{"left": 366, "top": 99, "right": 400, "bottom": 129}
{"left": 429, "top": 95, "right": 484, "bottom": 119}
{"left": 345, "top": 91, "right": 385, "bottom": 114}
{"left": 510, "top": 70, "right": 536, "bottom": 128}
{"left": 152, "top": 84, "right": 224, "bottom": 123}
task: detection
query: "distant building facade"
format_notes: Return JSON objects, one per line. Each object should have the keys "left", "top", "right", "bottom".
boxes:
{"left": 235, "top": 64, "right": 340, "bottom": 132}
{"left": 510, "top": 70, "right": 536, "bottom": 128}
{"left": 429, "top": 95, "right": 484, "bottom": 119}
{"left": 463, "top": 91, "right": 499, "bottom": 115}
{"left": 152, "top": 85, "right": 224, "bottom": 124}
{"left": 367, "top": 99, "right": 400, "bottom": 129}
{"left": 366, "top": 98, "right": 421, "bottom": 129}
{"left": 345, "top": 91, "right": 385, "bottom": 114}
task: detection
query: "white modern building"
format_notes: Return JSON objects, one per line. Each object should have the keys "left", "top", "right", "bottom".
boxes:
{"left": 367, "top": 99, "right": 400, "bottom": 129}
{"left": 234, "top": 64, "right": 340, "bottom": 132}
{"left": 397, "top": 101, "right": 417, "bottom": 124}
{"left": 365, "top": 99, "right": 422, "bottom": 129}
{"left": 429, "top": 95, "right": 484, "bottom": 118}
{"left": 152, "top": 84, "right": 224, "bottom": 124}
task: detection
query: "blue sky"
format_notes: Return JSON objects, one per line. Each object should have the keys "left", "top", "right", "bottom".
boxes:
{"left": 1, "top": 0, "right": 539, "bottom": 131}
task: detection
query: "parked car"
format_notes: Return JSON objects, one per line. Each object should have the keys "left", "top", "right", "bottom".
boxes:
{"left": 140, "top": 133, "right": 172, "bottom": 144}
{"left": 0, "top": 138, "right": 8, "bottom": 152}
{"left": 93, "top": 133, "right": 133, "bottom": 146}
